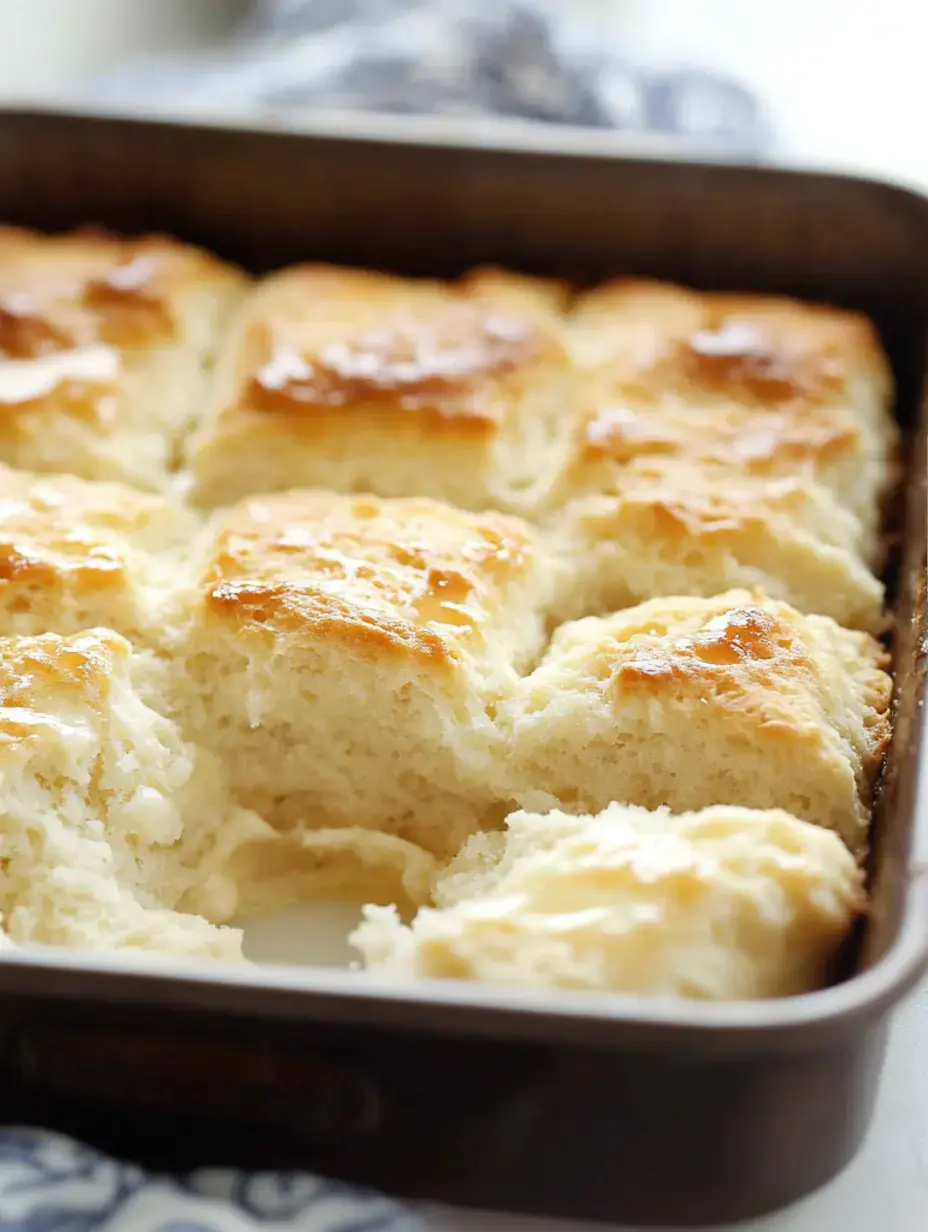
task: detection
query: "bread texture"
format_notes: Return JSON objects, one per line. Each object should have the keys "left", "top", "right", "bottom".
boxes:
{"left": 0, "top": 241, "right": 894, "bottom": 985}
{"left": 547, "top": 460, "right": 885, "bottom": 632}
{"left": 559, "top": 280, "right": 896, "bottom": 557}
{"left": 0, "top": 461, "right": 196, "bottom": 644}
{"left": 353, "top": 802, "right": 865, "bottom": 1000}
{"left": 0, "top": 628, "right": 244, "bottom": 958}
{"left": 185, "top": 264, "right": 574, "bottom": 513}
{"left": 165, "top": 489, "right": 554, "bottom": 902}
{"left": 0, "top": 226, "right": 246, "bottom": 489}
{"left": 500, "top": 590, "right": 891, "bottom": 856}
{"left": 182, "top": 268, "right": 893, "bottom": 629}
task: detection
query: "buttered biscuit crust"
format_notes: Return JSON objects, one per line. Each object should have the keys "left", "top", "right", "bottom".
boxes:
{"left": 0, "top": 244, "right": 897, "bottom": 992}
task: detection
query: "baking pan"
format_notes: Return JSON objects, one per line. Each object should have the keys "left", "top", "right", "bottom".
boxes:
{"left": 0, "top": 106, "right": 925, "bottom": 1227}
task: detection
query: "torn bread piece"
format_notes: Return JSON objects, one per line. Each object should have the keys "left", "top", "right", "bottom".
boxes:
{"left": 499, "top": 590, "right": 891, "bottom": 857}
{"left": 0, "top": 462, "right": 197, "bottom": 645}
{"left": 0, "top": 628, "right": 244, "bottom": 958}
{"left": 185, "top": 264, "right": 574, "bottom": 513}
{"left": 166, "top": 489, "right": 554, "bottom": 900}
{"left": 0, "top": 226, "right": 246, "bottom": 489}
{"left": 559, "top": 280, "right": 896, "bottom": 559}
{"left": 546, "top": 460, "right": 885, "bottom": 632}
{"left": 353, "top": 802, "right": 864, "bottom": 1000}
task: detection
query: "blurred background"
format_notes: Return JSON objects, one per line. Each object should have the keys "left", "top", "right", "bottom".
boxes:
{"left": 0, "top": 0, "right": 921, "bottom": 188}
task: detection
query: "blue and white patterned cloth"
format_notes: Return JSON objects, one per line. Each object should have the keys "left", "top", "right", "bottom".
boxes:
{"left": 87, "top": 0, "right": 769, "bottom": 154}
{"left": 0, "top": 1128, "right": 427, "bottom": 1231}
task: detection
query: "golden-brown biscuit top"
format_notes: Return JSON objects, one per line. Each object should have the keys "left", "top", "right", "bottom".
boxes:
{"left": 580, "top": 388, "right": 861, "bottom": 470}
{"left": 0, "top": 226, "right": 243, "bottom": 440}
{"left": 0, "top": 226, "right": 238, "bottom": 354}
{"left": 610, "top": 603, "right": 808, "bottom": 690}
{"left": 562, "top": 461, "right": 865, "bottom": 555}
{"left": 566, "top": 279, "right": 892, "bottom": 479}
{"left": 0, "top": 465, "right": 191, "bottom": 598}
{"left": 0, "top": 628, "right": 126, "bottom": 743}
{"left": 556, "top": 589, "right": 890, "bottom": 726}
{"left": 202, "top": 490, "right": 539, "bottom": 666}
{"left": 227, "top": 264, "right": 569, "bottom": 436}
{"left": 570, "top": 279, "right": 890, "bottom": 399}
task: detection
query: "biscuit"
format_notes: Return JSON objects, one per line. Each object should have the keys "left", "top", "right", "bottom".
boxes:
{"left": 167, "top": 489, "right": 554, "bottom": 899}
{"left": 353, "top": 802, "right": 864, "bottom": 999}
{"left": 0, "top": 226, "right": 246, "bottom": 489}
{"left": 0, "top": 241, "right": 896, "bottom": 977}
{"left": 499, "top": 590, "right": 891, "bottom": 856}
{"left": 0, "top": 628, "right": 243, "bottom": 958}
{"left": 558, "top": 280, "right": 896, "bottom": 553}
{"left": 547, "top": 460, "right": 885, "bottom": 631}
{"left": 185, "top": 264, "right": 574, "bottom": 513}
{"left": 0, "top": 462, "right": 197, "bottom": 644}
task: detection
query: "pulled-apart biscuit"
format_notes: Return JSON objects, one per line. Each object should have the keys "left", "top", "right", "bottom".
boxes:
{"left": 0, "top": 226, "right": 246, "bottom": 489}
{"left": 185, "top": 264, "right": 574, "bottom": 513}
{"left": 166, "top": 489, "right": 555, "bottom": 900}
{"left": 500, "top": 590, "right": 891, "bottom": 856}
{"left": 0, "top": 628, "right": 244, "bottom": 958}
{"left": 354, "top": 802, "right": 865, "bottom": 999}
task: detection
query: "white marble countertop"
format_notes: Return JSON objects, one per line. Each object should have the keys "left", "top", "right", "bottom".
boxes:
{"left": 0, "top": 3, "right": 924, "bottom": 1230}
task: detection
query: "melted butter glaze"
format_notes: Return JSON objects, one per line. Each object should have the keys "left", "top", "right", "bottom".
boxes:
{"left": 82, "top": 255, "right": 176, "bottom": 347}
{"left": 0, "top": 537, "right": 124, "bottom": 588}
{"left": 722, "top": 409, "right": 858, "bottom": 463}
{"left": 644, "top": 494, "right": 749, "bottom": 538}
{"left": 0, "top": 296, "right": 73, "bottom": 358}
{"left": 585, "top": 404, "right": 681, "bottom": 459}
{"left": 615, "top": 607, "right": 792, "bottom": 688}
{"left": 583, "top": 392, "right": 858, "bottom": 470}
{"left": 411, "top": 567, "right": 476, "bottom": 628}
{"left": 0, "top": 250, "right": 173, "bottom": 372}
{"left": 205, "top": 494, "right": 534, "bottom": 660}
{"left": 246, "top": 305, "right": 537, "bottom": 421}
{"left": 0, "top": 346, "right": 120, "bottom": 417}
{"left": 0, "top": 632, "right": 121, "bottom": 739}
{"left": 0, "top": 251, "right": 173, "bottom": 412}
{"left": 583, "top": 311, "right": 855, "bottom": 467}
{"left": 682, "top": 608, "right": 780, "bottom": 663}
{"left": 206, "top": 579, "right": 454, "bottom": 665}
{"left": 600, "top": 475, "right": 810, "bottom": 540}
{"left": 679, "top": 320, "right": 846, "bottom": 403}
{"left": 211, "top": 531, "right": 485, "bottom": 639}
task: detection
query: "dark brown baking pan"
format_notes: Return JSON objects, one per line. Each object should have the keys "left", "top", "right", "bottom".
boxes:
{"left": 0, "top": 107, "right": 925, "bottom": 1228}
